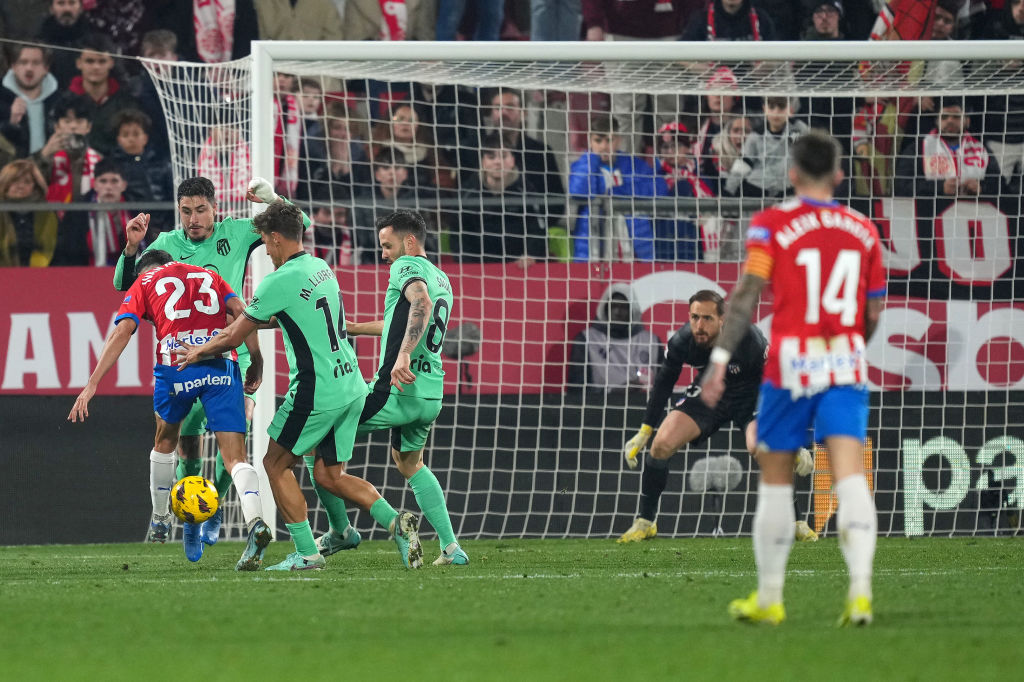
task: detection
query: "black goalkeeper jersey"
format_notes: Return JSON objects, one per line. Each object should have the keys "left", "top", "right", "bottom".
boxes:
{"left": 642, "top": 322, "right": 768, "bottom": 428}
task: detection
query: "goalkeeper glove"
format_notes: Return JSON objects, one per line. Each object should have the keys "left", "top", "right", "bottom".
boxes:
{"left": 247, "top": 176, "right": 279, "bottom": 203}
{"left": 624, "top": 424, "right": 653, "bottom": 470}
{"left": 794, "top": 447, "right": 814, "bottom": 477}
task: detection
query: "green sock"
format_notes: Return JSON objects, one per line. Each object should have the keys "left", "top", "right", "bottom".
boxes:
{"left": 285, "top": 521, "right": 318, "bottom": 557}
{"left": 369, "top": 498, "right": 399, "bottom": 532}
{"left": 214, "top": 451, "right": 232, "bottom": 498}
{"left": 409, "top": 466, "right": 456, "bottom": 549}
{"left": 176, "top": 457, "right": 202, "bottom": 481}
{"left": 303, "top": 455, "right": 351, "bottom": 533}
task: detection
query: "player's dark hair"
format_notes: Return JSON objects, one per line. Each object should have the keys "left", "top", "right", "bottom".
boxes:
{"left": 92, "top": 158, "right": 125, "bottom": 180}
{"left": 790, "top": 131, "right": 841, "bottom": 182}
{"left": 689, "top": 289, "right": 725, "bottom": 316}
{"left": 176, "top": 177, "right": 217, "bottom": 205}
{"left": 376, "top": 209, "right": 426, "bottom": 243}
{"left": 136, "top": 249, "right": 173, "bottom": 274}
{"left": 253, "top": 201, "right": 304, "bottom": 242}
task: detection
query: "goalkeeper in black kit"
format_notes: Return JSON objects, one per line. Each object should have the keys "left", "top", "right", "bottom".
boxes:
{"left": 617, "top": 290, "right": 816, "bottom": 543}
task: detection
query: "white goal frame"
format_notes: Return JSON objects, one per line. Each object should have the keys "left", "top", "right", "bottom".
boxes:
{"left": 248, "top": 39, "right": 1024, "bottom": 538}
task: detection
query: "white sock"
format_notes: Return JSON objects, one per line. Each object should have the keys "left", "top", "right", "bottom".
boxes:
{"left": 836, "top": 474, "right": 877, "bottom": 601}
{"left": 149, "top": 450, "right": 176, "bottom": 518}
{"left": 230, "top": 461, "right": 263, "bottom": 526}
{"left": 753, "top": 483, "right": 795, "bottom": 608}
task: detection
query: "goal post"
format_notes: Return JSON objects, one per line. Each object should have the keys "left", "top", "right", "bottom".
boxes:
{"left": 148, "top": 39, "right": 1024, "bottom": 543}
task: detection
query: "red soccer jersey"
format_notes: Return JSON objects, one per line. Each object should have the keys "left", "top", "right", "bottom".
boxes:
{"left": 115, "top": 262, "right": 240, "bottom": 367}
{"left": 745, "top": 197, "right": 886, "bottom": 395}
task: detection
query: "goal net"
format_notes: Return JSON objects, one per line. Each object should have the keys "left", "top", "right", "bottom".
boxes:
{"left": 147, "top": 40, "right": 1024, "bottom": 542}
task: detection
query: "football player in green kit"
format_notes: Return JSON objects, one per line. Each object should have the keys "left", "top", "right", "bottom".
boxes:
{"left": 311, "top": 209, "right": 469, "bottom": 566}
{"left": 114, "top": 176, "right": 309, "bottom": 555}
{"left": 177, "top": 202, "right": 422, "bottom": 571}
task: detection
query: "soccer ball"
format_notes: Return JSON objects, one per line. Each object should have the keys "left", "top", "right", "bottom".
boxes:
{"left": 170, "top": 476, "right": 219, "bottom": 524}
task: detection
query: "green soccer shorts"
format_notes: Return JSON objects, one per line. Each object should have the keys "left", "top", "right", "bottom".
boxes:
{"left": 357, "top": 389, "right": 443, "bottom": 452}
{"left": 269, "top": 393, "right": 365, "bottom": 464}
{"left": 180, "top": 352, "right": 255, "bottom": 436}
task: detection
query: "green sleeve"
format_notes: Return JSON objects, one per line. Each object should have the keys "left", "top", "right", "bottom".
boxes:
{"left": 389, "top": 257, "right": 429, "bottom": 291}
{"left": 113, "top": 232, "right": 166, "bottom": 291}
{"left": 243, "top": 272, "right": 284, "bottom": 323}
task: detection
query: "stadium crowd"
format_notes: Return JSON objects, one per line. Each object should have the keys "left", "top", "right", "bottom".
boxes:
{"left": 0, "top": 0, "right": 1021, "bottom": 267}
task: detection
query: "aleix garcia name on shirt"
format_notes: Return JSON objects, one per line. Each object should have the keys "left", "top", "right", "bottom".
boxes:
{"left": 299, "top": 267, "right": 336, "bottom": 301}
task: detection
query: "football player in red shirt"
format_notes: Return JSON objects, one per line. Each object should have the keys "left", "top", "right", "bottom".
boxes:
{"left": 702, "top": 131, "right": 885, "bottom": 627}
{"left": 69, "top": 250, "right": 273, "bottom": 569}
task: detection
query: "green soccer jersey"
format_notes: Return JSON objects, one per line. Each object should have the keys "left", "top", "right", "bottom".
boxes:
{"left": 371, "top": 255, "right": 452, "bottom": 400}
{"left": 243, "top": 252, "right": 367, "bottom": 411}
{"left": 113, "top": 207, "right": 310, "bottom": 361}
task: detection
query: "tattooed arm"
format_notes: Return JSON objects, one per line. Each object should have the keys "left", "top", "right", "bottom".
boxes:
{"left": 391, "top": 280, "right": 432, "bottom": 391}
{"left": 700, "top": 272, "right": 767, "bottom": 408}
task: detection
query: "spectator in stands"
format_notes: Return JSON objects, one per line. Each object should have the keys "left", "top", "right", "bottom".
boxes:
{"left": 70, "top": 34, "right": 138, "bottom": 157}
{"left": 307, "top": 202, "right": 353, "bottom": 266}
{"left": 137, "top": 0, "right": 197, "bottom": 61}
{"left": 654, "top": 122, "right": 709, "bottom": 262}
{"left": 109, "top": 110, "right": 173, "bottom": 210}
{"left": 725, "top": 96, "right": 809, "bottom": 198}
{"left": 294, "top": 77, "right": 335, "bottom": 203}
{"left": 801, "top": 0, "right": 844, "bottom": 39}
{"left": 352, "top": 146, "right": 417, "bottom": 264}
{"left": 531, "top": 0, "right": 582, "bottom": 40}
{"left": 273, "top": 72, "right": 302, "bottom": 197}
{"left": 693, "top": 66, "right": 743, "bottom": 194}
{"left": 254, "top": 0, "right": 345, "bottom": 41}
{"left": 462, "top": 88, "right": 566, "bottom": 225}
{"left": 452, "top": 131, "right": 548, "bottom": 266}
{"left": 0, "top": 159, "right": 56, "bottom": 267}
{"left": 799, "top": 0, "right": 872, "bottom": 38}
{"left": 681, "top": 0, "right": 776, "bottom": 42}
{"left": 895, "top": 97, "right": 1002, "bottom": 200}
{"left": 36, "top": 0, "right": 92, "bottom": 88}
{"left": 341, "top": 0, "right": 437, "bottom": 40}
{"left": 133, "top": 29, "right": 178, "bottom": 160}
{"left": 0, "top": 44, "right": 59, "bottom": 157}
{"left": 708, "top": 113, "right": 750, "bottom": 192}
{"left": 569, "top": 115, "right": 663, "bottom": 262}
{"left": 369, "top": 102, "right": 458, "bottom": 194}
{"left": 437, "top": 0, "right": 504, "bottom": 40}
{"left": 982, "top": 0, "right": 1024, "bottom": 188}
{"left": 567, "top": 284, "right": 662, "bottom": 396}
{"left": 54, "top": 158, "right": 134, "bottom": 266}
{"left": 586, "top": 0, "right": 694, "bottom": 153}
{"left": 306, "top": 100, "right": 372, "bottom": 207}
{"left": 850, "top": 96, "right": 913, "bottom": 198}
{"left": 912, "top": 0, "right": 966, "bottom": 88}
{"left": 86, "top": 0, "right": 146, "bottom": 58}
{"left": 34, "top": 92, "right": 102, "bottom": 206}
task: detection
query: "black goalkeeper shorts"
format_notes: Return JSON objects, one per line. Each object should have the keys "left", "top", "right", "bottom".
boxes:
{"left": 670, "top": 381, "right": 758, "bottom": 443}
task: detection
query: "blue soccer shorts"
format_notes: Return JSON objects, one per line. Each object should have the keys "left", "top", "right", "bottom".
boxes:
{"left": 153, "top": 359, "right": 246, "bottom": 433}
{"left": 756, "top": 381, "right": 869, "bottom": 452}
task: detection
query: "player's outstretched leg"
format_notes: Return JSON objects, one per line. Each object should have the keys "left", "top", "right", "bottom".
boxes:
{"left": 407, "top": 464, "right": 466, "bottom": 565}
{"left": 618, "top": 454, "right": 667, "bottom": 543}
{"left": 303, "top": 455, "right": 361, "bottom": 556}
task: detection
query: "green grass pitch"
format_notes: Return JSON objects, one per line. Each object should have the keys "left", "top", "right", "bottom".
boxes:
{"left": 2, "top": 537, "right": 1021, "bottom": 680}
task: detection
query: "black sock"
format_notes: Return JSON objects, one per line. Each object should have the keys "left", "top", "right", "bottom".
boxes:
{"left": 639, "top": 455, "right": 670, "bottom": 522}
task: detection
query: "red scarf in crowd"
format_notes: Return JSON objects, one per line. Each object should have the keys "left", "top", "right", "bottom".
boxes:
{"left": 46, "top": 148, "right": 102, "bottom": 218}
{"left": 660, "top": 158, "right": 714, "bottom": 197}
{"left": 379, "top": 0, "right": 408, "bottom": 40}
{"left": 274, "top": 94, "right": 301, "bottom": 196}
{"left": 921, "top": 129, "right": 989, "bottom": 180}
{"left": 197, "top": 133, "right": 251, "bottom": 204}
{"left": 88, "top": 198, "right": 132, "bottom": 267}
{"left": 195, "top": 0, "right": 236, "bottom": 63}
